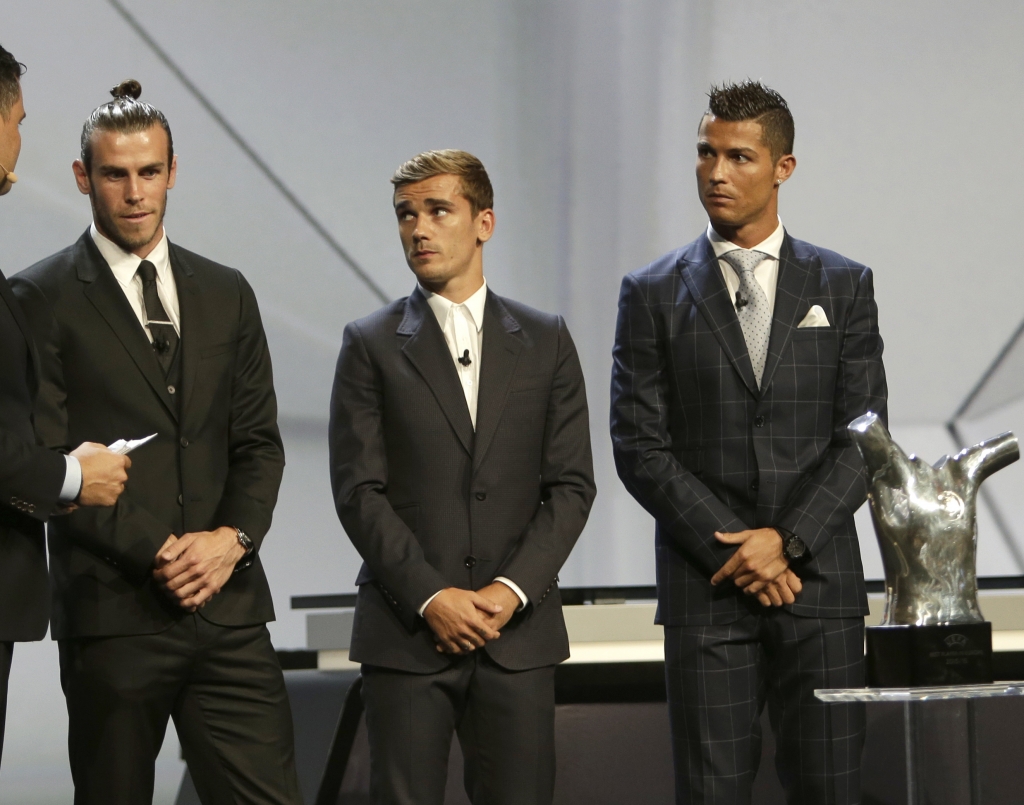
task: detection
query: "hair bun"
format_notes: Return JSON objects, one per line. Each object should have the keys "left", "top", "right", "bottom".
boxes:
{"left": 109, "top": 79, "right": 142, "bottom": 101}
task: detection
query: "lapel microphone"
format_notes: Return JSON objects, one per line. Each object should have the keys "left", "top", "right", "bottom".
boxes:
{"left": 458, "top": 349, "right": 472, "bottom": 367}
{"left": 735, "top": 291, "right": 749, "bottom": 310}
{"left": 153, "top": 335, "right": 169, "bottom": 354}
{"left": 0, "top": 162, "right": 18, "bottom": 185}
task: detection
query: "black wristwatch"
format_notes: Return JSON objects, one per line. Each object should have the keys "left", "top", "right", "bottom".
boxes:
{"left": 233, "top": 527, "right": 255, "bottom": 573}
{"left": 777, "top": 527, "right": 808, "bottom": 562}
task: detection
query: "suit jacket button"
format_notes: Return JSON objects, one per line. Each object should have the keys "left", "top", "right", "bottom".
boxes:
{"left": 464, "top": 555, "right": 477, "bottom": 568}
{"left": 27, "top": 504, "right": 35, "bottom": 513}
{"left": 177, "top": 494, "right": 183, "bottom": 506}
{"left": 754, "top": 416, "right": 765, "bottom": 428}
{"left": 475, "top": 492, "right": 486, "bottom": 501}
{"left": 180, "top": 437, "right": 189, "bottom": 448}
{"left": 751, "top": 479, "right": 760, "bottom": 491}
{"left": 168, "top": 385, "right": 176, "bottom": 395}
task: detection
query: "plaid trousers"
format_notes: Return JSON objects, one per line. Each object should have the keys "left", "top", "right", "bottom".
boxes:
{"left": 665, "top": 611, "right": 865, "bottom": 805}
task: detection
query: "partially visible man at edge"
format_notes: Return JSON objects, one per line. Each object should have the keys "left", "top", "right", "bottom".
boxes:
{"left": 12, "top": 79, "right": 299, "bottom": 804}
{"left": 0, "top": 44, "right": 129, "bottom": 773}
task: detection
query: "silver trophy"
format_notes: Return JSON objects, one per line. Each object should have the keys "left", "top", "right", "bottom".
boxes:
{"left": 849, "top": 412, "right": 1019, "bottom": 685}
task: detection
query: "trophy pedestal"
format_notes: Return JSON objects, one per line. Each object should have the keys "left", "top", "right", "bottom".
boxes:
{"left": 865, "top": 623, "right": 993, "bottom": 687}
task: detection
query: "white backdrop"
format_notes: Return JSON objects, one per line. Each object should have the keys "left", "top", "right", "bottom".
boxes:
{"left": 3, "top": 2, "right": 1024, "bottom": 801}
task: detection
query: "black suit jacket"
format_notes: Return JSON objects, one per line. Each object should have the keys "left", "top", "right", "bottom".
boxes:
{"left": 330, "top": 288, "right": 595, "bottom": 673}
{"left": 0, "top": 269, "right": 66, "bottom": 642}
{"left": 11, "top": 230, "right": 284, "bottom": 639}
{"left": 611, "top": 232, "right": 888, "bottom": 625}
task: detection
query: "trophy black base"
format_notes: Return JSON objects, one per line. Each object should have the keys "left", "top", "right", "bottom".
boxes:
{"left": 865, "top": 622, "right": 993, "bottom": 687}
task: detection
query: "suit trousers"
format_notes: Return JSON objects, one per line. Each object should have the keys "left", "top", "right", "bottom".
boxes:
{"left": 361, "top": 652, "right": 556, "bottom": 805}
{"left": 59, "top": 615, "right": 301, "bottom": 805}
{"left": 664, "top": 610, "right": 864, "bottom": 805}
{"left": 0, "top": 641, "right": 11, "bottom": 769}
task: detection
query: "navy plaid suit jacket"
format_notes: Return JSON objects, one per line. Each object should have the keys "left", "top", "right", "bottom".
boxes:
{"left": 611, "top": 231, "right": 887, "bottom": 626}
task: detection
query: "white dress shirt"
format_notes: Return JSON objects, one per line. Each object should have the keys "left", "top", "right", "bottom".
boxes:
{"left": 416, "top": 280, "right": 528, "bottom": 617}
{"left": 422, "top": 280, "right": 486, "bottom": 429}
{"left": 91, "top": 223, "right": 181, "bottom": 339}
{"left": 706, "top": 217, "right": 786, "bottom": 315}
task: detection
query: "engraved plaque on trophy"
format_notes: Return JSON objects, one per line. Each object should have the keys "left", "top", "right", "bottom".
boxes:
{"left": 849, "top": 412, "right": 1019, "bottom": 687}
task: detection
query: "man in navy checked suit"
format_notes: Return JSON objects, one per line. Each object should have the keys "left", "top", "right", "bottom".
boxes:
{"left": 611, "top": 81, "right": 887, "bottom": 804}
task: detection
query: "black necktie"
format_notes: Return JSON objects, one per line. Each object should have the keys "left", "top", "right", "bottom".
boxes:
{"left": 136, "top": 260, "right": 178, "bottom": 374}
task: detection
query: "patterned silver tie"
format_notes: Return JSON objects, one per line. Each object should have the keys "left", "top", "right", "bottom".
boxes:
{"left": 723, "top": 249, "right": 771, "bottom": 387}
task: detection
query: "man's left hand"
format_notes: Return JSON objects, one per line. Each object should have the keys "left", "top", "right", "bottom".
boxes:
{"left": 475, "top": 582, "right": 522, "bottom": 632}
{"left": 153, "top": 527, "right": 246, "bottom": 611}
{"left": 710, "top": 528, "right": 787, "bottom": 594}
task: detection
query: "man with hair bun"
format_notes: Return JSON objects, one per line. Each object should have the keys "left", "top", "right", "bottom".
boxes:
{"left": 330, "top": 149, "right": 595, "bottom": 804}
{"left": 12, "top": 79, "right": 300, "bottom": 804}
{"left": 612, "top": 80, "right": 887, "bottom": 803}
{"left": 0, "top": 45, "right": 130, "bottom": 772}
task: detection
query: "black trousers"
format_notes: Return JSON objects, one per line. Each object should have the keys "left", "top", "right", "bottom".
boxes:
{"left": 0, "top": 641, "right": 11, "bottom": 770}
{"left": 361, "top": 652, "right": 556, "bottom": 805}
{"left": 59, "top": 615, "right": 301, "bottom": 805}
{"left": 665, "top": 610, "right": 865, "bottom": 805}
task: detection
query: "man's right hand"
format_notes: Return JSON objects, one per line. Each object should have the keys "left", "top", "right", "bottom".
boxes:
{"left": 754, "top": 568, "right": 803, "bottom": 608}
{"left": 71, "top": 443, "right": 130, "bottom": 507}
{"left": 423, "top": 588, "right": 504, "bottom": 655}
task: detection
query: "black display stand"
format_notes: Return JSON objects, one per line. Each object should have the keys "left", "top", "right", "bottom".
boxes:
{"left": 866, "top": 622, "right": 994, "bottom": 687}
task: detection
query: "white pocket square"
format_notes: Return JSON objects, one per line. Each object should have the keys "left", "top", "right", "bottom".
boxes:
{"left": 797, "top": 305, "right": 830, "bottom": 328}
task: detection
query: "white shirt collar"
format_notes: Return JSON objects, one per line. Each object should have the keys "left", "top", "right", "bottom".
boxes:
{"left": 89, "top": 222, "right": 171, "bottom": 284}
{"left": 706, "top": 217, "right": 785, "bottom": 261}
{"left": 421, "top": 279, "right": 488, "bottom": 333}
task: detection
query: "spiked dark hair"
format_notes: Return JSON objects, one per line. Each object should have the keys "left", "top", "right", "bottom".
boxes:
{"left": 0, "top": 44, "right": 26, "bottom": 121}
{"left": 705, "top": 80, "right": 794, "bottom": 162}
{"left": 80, "top": 79, "right": 173, "bottom": 173}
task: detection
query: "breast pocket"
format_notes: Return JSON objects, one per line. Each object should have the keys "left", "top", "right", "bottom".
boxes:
{"left": 789, "top": 328, "right": 839, "bottom": 368}
{"left": 200, "top": 340, "right": 235, "bottom": 361}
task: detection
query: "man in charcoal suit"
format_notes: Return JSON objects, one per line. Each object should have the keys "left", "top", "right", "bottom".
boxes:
{"left": 330, "top": 149, "right": 595, "bottom": 805}
{"left": 0, "top": 44, "right": 129, "bottom": 771}
{"left": 11, "top": 80, "right": 300, "bottom": 804}
{"left": 611, "top": 81, "right": 888, "bottom": 804}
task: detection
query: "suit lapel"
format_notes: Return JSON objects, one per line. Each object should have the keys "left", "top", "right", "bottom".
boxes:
{"left": 679, "top": 238, "right": 759, "bottom": 397}
{"left": 398, "top": 288, "right": 474, "bottom": 455}
{"left": 77, "top": 233, "right": 178, "bottom": 421}
{"left": 0, "top": 270, "right": 42, "bottom": 395}
{"left": 472, "top": 293, "right": 523, "bottom": 470}
{"left": 760, "top": 235, "right": 814, "bottom": 392}
{"left": 171, "top": 244, "right": 202, "bottom": 414}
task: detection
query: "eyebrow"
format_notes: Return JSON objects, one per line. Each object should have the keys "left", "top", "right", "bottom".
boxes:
{"left": 394, "top": 197, "right": 457, "bottom": 210}
{"left": 98, "top": 162, "right": 166, "bottom": 173}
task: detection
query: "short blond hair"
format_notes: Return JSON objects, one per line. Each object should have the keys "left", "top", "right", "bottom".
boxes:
{"left": 391, "top": 149, "right": 493, "bottom": 215}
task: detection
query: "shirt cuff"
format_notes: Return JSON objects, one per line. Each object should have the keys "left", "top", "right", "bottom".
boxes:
{"left": 59, "top": 455, "right": 83, "bottom": 503}
{"left": 494, "top": 577, "right": 528, "bottom": 611}
{"left": 418, "top": 589, "right": 443, "bottom": 617}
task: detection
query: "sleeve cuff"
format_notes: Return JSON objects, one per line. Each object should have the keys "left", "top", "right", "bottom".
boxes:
{"left": 417, "top": 589, "right": 443, "bottom": 617}
{"left": 494, "top": 577, "right": 528, "bottom": 611}
{"left": 59, "top": 455, "right": 83, "bottom": 504}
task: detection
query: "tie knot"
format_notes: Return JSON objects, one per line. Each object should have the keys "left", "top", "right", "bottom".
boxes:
{"left": 136, "top": 260, "right": 157, "bottom": 285}
{"left": 722, "top": 249, "right": 768, "bottom": 274}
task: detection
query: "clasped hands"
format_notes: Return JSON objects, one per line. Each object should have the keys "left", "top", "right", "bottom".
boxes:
{"left": 710, "top": 527, "right": 803, "bottom": 607}
{"left": 152, "top": 526, "right": 246, "bottom": 612}
{"left": 423, "top": 582, "right": 522, "bottom": 655}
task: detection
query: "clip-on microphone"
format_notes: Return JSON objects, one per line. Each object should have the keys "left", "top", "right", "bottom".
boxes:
{"left": 458, "top": 349, "right": 472, "bottom": 367}
{"left": 735, "top": 291, "right": 749, "bottom": 311}
{"left": 0, "top": 161, "right": 18, "bottom": 186}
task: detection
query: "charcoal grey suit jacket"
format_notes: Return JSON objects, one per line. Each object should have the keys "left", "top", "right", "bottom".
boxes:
{"left": 330, "top": 287, "right": 595, "bottom": 673}
{"left": 611, "top": 232, "right": 888, "bottom": 626}
{"left": 12, "top": 231, "right": 283, "bottom": 639}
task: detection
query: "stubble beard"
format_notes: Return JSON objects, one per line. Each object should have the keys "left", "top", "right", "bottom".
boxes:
{"left": 91, "top": 190, "right": 168, "bottom": 254}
